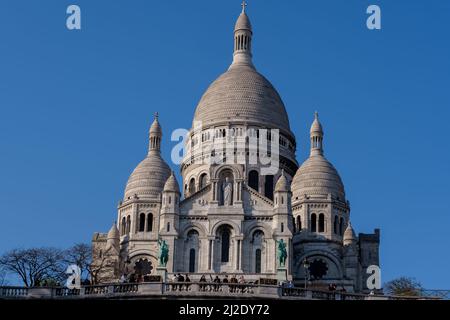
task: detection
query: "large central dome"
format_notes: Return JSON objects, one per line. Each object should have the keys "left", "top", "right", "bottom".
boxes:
{"left": 192, "top": 10, "right": 292, "bottom": 135}
{"left": 193, "top": 65, "right": 291, "bottom": 132}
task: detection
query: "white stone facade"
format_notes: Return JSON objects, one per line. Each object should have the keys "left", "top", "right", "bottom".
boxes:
{"left": 92, "top": 6, "right": 380, "bottom": 293}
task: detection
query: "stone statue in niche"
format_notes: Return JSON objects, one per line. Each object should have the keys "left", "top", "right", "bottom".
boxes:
{"left": 221, "top": 177, "right": 233, "bottom": 206}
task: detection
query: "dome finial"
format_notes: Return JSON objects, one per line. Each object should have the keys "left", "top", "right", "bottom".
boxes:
{"left": 241, "top": 0, "right": 247, "bottom": 13}
{"left": 154, "top": 112, "right": 159, "bottom": 120}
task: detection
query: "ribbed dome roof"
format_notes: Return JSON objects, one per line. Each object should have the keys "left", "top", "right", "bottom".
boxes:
{"left": 310, "top": 112, "right": 323, "bottom": 134}
{"left": 235, "top": 12, "right": 252, "bottom": 31}
{"left": 193, "top": 65, "right": 291, "bottom": 132}
{"left": 124, "top": 152, "right": 171, "bottom": 200}
{"left": 149, "top": 116, "right": 162, "bottom": 135}
{"left": 292, "top": 155, "right": 345, "bottom": 201}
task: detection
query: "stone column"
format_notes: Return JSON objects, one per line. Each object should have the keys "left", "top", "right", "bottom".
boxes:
{"left": 132, "top": 204, "right": 138, "bottom": 234}
{"left": 207, "top": 236, "right": 215, "bottom": 271}
{"left": 211, "top": 180, "right": 219, "bottom": 204}
{"left": 234, "top": 235, "right": 244, "bottom": 272}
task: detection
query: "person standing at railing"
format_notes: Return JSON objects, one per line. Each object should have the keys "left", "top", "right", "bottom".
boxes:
{"left": 287, "top": 281, "right": 294, "bottom": 289}
{"left": 230, "top": 275, "right": 238, "bottom": 293}
{"left": 199, "top": 274, "right": 207, "bottom": 292}
{"left": 177, "top": 274, "right": 185, "bottom": 291}
{"left": 238, "top": 275, "right": 246, "bottom": 293}
{"left": 185, "top": 274, "right": 191, "bottom": 291}
{"left": 213, "top": 276, "right": 221, "bottom": 292}
{"left": 171, "top": 274, "right": 178, "bottom": 291}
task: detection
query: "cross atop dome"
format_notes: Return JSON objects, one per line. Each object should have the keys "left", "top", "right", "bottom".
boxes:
{"left": 241, "top": 0, "right": 247, "bottom": 13}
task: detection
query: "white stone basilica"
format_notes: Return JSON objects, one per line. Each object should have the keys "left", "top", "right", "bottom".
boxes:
{"left": 92, "top": 5, "right": 380, "bottom": 293}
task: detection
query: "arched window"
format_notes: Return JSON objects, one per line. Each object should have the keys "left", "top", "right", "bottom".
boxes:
{"left": 334, "top": 216, "right": 338, "bottom": 234}
{"left": 339, "top": 218, "right": 344, "bottom": 236}
{"left": 248, "top": 170, "right": 259, "bottom": 191}
{"left": 296, "top": 216, "right": 302, "bottom": 231}
{"left": 199, "top": 173, "right": 208, "bottom": 189}
{"left": 147, "top": 213, "right": 153, "bottom": 232}
{"left": 292, "top": 217, "right": 296, "bottom": 233}
{"left": 189, "top": 178, "right": 196, "bottom": 195}
{"left": 126, "top": 215, "right": 131, "bottom": 234}
{"left": 221, "top": 229, "right": 230, "bottom": 263}
{"left": 139, "top": 213, "right": 145, "bottom": 232}
{"left": 252, "top": 230, "right": 264, "bottom": 273}
{"left": 264, "top": 175, "right": 274, "bottom": 200}
{"left": 167, "top": 222, "right": 171, "bottom": 232}
{"left": 121, "top": 217, "right": 126, "bottom": 236}
{"left": 255, "top": 249, "right": 262, "bottom": 274}
{"left": 311, "top": 214, "right": 317, "bottom": 232}
{"left": 319, "top": 214, "right": 325, "bottom": 233}
{"left": 281, "top": 223, "right": 284, "bottom": 233}
{"left": 189, "top": 249, "right": 196, "bottom": 273}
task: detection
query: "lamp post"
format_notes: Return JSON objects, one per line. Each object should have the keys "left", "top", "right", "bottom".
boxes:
{"left": 303, "top": 258, "right": 310, "bottom": 290}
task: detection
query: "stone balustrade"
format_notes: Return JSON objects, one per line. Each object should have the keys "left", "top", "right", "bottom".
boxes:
{"left": 0, "top": 283, "right": 442, "bottom": 300}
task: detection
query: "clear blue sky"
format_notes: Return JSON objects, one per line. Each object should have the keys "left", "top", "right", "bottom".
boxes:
{"left": 0, "top": 0, "right": 449, "bottom": 289}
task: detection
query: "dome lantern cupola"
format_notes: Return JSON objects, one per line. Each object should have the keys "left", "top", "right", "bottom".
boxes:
{"left": 149, "top": 112, "right": 162, "bottom": 154}
{"left": 231, "top": 1, "right": 254, "bottom": 68}
{"left": 310, "top": 111, "right": 324, "bottom": 156}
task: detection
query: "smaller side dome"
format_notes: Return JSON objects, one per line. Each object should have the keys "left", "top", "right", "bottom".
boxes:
{"left": 275, "top": 170, "right": 289, "bottom": 192}
{"left": 343, "top": 222, "right": 357, "bottom": 245}
{"left": 292, "top": 112, "right": 346, "bottom": 201}
{"left": 107, "top": 223, "right": 119, "bottom": 240}
{"left": 164, "top": 171, "right": 180, "bottom": 193}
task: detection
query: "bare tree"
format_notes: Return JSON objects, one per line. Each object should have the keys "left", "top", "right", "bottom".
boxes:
{"left": 0, "top": 248, "right": 65, "bottom": 287}
{"left": 0, "top": 267, "right": 8, "bottom": 286}
{"left": 89, "top": 245, "right": 118, "bottom": 285}
{"left": 64, "top": 243, "right": 118, "bottom": 285}
{"left": 64, "top": 243, "right": 92, "bottom": 283}
{"left": 384, "top": 277, "right": 423, "bottom": 296}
